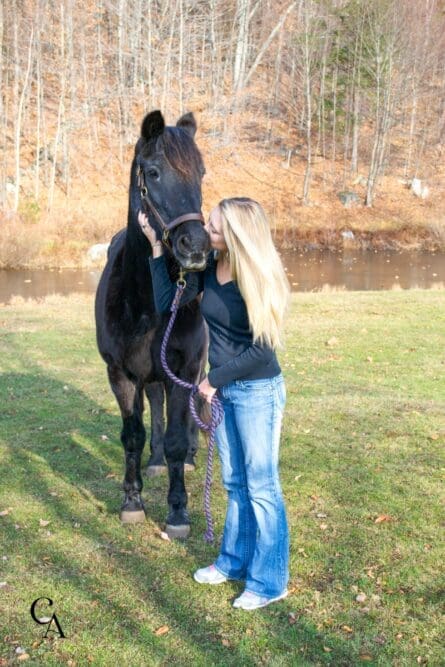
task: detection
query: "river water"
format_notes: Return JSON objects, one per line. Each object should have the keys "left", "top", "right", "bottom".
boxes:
{"left": 0, "top": 250, "right": 444, "bottom": 304}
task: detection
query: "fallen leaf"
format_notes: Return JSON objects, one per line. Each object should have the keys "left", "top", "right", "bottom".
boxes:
{"left": 342, "top": 625, "right": 353, "bottom": 633}
{"left": 105, "top": 473, "right": 116, "bottom": 479}
{"left": 366, "top": 356, "right": 373, "bottom": 363}
{"left": 100, "top": 435, "right": 109, "bottom": 441}
{"left": 154, "top": 625, "right": 169, "bottom": 636}
{"left": 39, "top": 519, "right": 50, "bottom": 527}
{"left": 319, "top": 523, "right": 328, "bottom": 530}
{"left": 429, "top": 433, "right": 439, "bottom": 440}
{"left": 17, "top": 656, "right": 30, "bottom": 662}
{"left": 375, "top": 514, "right": 392, "bottom": 524}
{"left": 159, "top": 531, "right": 171, "bottom": 541}
{"left": 323, "top": 646, "right": 332, "bottom": 652}
{"left": 356, "top": 593, "right": 367, "bottom": 603}
{"left": 288, "top": 612, "right": 297, "bottom": 625}
{"left": 0, "top": 509, "right": 10, "bottom": 516}
{"left": 326, "top": 337, "right": 339, "bottom": 347}
{"left": 221, "top": 639, "right": 230, "bottom": 647}
{"left": 0, "top": 582, "right": 13, "bottom": 591}
{"left": 359, "top": 655, "right": 373, "bottom": 662}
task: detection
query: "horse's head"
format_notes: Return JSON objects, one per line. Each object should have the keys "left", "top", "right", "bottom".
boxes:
{"left": 134, "top": 110, "right": 210, "bottom": 271}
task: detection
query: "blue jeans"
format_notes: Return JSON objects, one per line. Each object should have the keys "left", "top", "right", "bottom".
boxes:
{"left": 214, "top": 374, "right": 289, "bottom": 598}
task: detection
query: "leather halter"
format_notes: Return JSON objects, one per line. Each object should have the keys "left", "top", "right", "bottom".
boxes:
{"left": 136, "top": 164, "right": 205, "bottom": 248}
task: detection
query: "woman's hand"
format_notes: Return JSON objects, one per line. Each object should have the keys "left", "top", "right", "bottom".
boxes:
{"left": 198, "top": 376, "right": 217, "bottom": 404}
{"left": 138, "top": 211, "right": 160, "bottom": 247}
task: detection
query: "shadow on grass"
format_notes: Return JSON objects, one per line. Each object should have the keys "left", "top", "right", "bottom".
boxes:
{"left": 0, "top": 370, "right": 371, "bottom": 665}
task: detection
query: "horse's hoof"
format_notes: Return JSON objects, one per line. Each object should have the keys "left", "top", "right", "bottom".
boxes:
{"left": 166, "top": 523, "right": 190, "bottom": 540}
{"left": 184, "top": 462, "right": 195, "bottom": 472}
{"left": 120, "top": 509, "right": 146, "bottom": 524}
{"left": 146, "top": 465, "right": 167, "bottom": 478}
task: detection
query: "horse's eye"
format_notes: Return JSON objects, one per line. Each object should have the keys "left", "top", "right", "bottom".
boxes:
{"left": 147, "top": 167, "right": 160, "bottom": 181}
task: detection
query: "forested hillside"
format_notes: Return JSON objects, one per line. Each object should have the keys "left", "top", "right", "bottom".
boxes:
{"left": 1, "top": 0, "right": 445, "bottom": 267}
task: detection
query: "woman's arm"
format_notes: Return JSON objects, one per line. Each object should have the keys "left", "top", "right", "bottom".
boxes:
{"left": 139, "top": 211, "right": 204, "bottom": 313}
{"left": 149, "top": 255, "right": 203, "bottom": 313}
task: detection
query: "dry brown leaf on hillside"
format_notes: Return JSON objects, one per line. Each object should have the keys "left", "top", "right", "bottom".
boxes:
{"left": 39, "top": 519, "right": 50, "bottom": 527}
{"left": 154, "top": 625, "right": 170, "bottom": 636}
{"left": 374, "top": 514, "right": 393, "bottom": 524}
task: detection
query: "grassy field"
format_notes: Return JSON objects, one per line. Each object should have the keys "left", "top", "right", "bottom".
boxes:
{"left": 0, "top": 290, "right": 444, "bottom": 666}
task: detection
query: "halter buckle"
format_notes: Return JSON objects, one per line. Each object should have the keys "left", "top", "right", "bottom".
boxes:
{"left": 177, "top": 266, "right": 187, "bottom": 288}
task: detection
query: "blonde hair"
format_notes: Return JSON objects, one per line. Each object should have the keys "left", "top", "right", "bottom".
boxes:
{"left": 217, "top": 197, "right": 290, "bottom": 349}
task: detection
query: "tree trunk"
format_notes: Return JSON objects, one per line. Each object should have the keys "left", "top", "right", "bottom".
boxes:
{"left": 14, "top": 27, "right": 34, "bottom": 212}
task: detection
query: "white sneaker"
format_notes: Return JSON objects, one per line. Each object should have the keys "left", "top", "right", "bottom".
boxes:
{"left": 233, "top": 589, "right": 288, "bottom": 610}
{"left": 193, "top": 564, "right": 228, "bottom": 585}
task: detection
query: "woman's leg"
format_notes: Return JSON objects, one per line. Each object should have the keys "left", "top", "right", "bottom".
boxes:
{"left": 214, "top": 387, "right": 256, "bottom": 580}
{"left": 232, "top": 375, "right": 289, "bottom": 598}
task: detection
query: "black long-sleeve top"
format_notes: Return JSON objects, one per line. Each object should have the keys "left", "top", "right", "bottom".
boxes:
{"left": 148, "top": 252, "right": 281, "bottom": 389}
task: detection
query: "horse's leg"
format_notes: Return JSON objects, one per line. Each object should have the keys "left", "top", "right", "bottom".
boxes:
{"left": 184, "top": 365, "right": 206, "bottom": 471}
{"left": 184, "top": 419, "right": 198, "bottom": 471}
{"left": 107, "top": 365, "right": 146, "bottom": 524}
{"left": 145, "top": 381, "right": 167, "bottom": 477}
{"left": 164, "top": 380, "right": 191, "bottom": 539}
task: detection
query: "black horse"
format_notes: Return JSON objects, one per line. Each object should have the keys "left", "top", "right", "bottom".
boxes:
{"left": 95, "top": 110, "right": 210, "bottom": 538}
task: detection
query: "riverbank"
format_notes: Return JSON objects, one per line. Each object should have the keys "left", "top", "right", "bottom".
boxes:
{"left": 1, "top": 291, "right": 444, "bottom": 665}
{"left": 1, "top": 136, "right": 444, "bottom": 269}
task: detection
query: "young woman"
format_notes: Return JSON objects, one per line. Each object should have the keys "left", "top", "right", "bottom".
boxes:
{"left": 138, "top": 197, "right": 290, "bottom": 610}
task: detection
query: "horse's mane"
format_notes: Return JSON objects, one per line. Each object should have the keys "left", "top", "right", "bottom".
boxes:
{"left": 141, "top": 127, "right": 204, "bottom": 182}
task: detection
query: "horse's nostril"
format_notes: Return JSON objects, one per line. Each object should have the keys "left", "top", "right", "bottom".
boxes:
{"left": 178, "top": 235, "right": 192, "bottom": 253}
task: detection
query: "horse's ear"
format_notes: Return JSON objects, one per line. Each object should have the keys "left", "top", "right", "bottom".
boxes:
{"left": 141, "top": 110, "right": 165, "bottom": 141}
{"left": 176, "top": 112, "right": 197, "bottom": 138}
{"left": 134, "top": 137, "right": 144, "bottom": 155}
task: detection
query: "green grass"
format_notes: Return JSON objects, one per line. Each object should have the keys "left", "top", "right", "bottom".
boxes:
{"left": 0, "top": 291, "right": 444, "bottom": 666}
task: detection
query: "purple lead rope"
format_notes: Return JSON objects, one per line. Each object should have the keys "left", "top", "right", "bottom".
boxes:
{"left": 160, "top": 282, "right": 224, "bottom": 543}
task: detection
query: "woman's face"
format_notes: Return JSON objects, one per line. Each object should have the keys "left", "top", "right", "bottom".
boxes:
{"left": 205, "top": 206, "right": 228, "bottom": 252}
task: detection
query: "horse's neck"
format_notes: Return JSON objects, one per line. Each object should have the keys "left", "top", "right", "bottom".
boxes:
{"left": 123, "top": 223, "right": 179, "bottom": 289}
